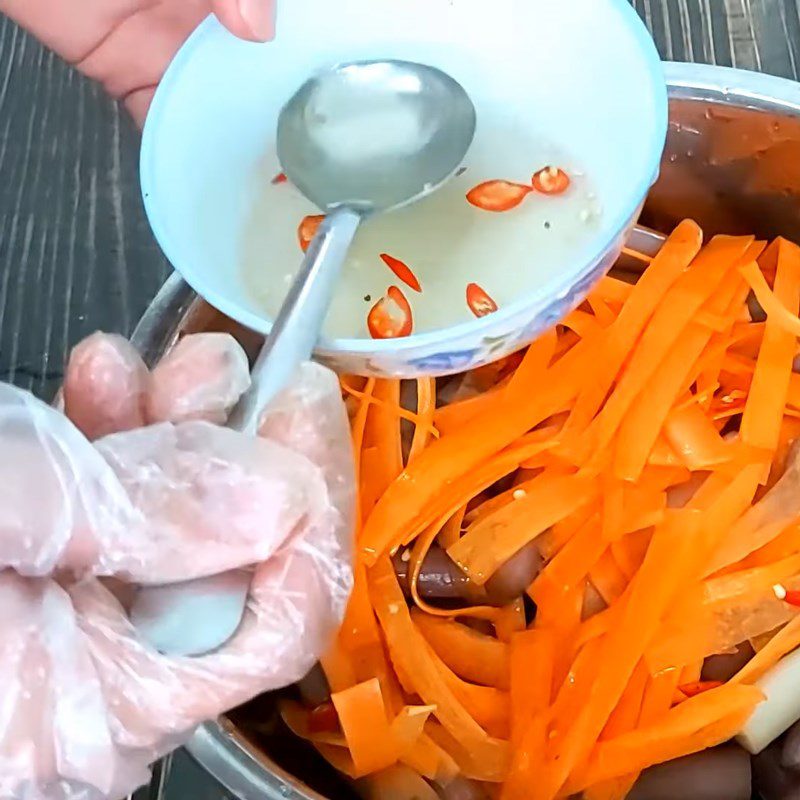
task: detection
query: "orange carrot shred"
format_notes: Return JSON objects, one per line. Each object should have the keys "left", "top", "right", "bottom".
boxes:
{"left": 304, "top": 223, "right": 800, "bottom": 794}
{"left": 331, "top": 678, "right": 398, "bottom": 776}
{"left": 740, "top": 238, "right": 800, "bottom": 463}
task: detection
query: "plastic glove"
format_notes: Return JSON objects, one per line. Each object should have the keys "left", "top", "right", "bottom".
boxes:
{"left": 0, "top": 331, "right": 355, "bottom": 800}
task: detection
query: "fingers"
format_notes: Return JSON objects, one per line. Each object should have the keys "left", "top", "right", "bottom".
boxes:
{"left": 211, "top": 0, "right": 276, "bottom": 42}
{"left": 0, "top": 0, "right": 131, "bottom": 63}
{"left": 71, "top": 497, "right": 351, "bottom": 749}
{"left": 76, "top": 2, "right": 210, "bottom": 103}
{"left": 65, "top": 367, "right": 354, "bottom": 749}
{"left": 64, "top": 332, "right": 148, "bottom": 440}
{"left": 0, "top": 572, "right": 149, "bottom": 799}
{"left": 92, "top": 420, "right": 332, "bottom": 584}
{"left": 260, "top": 362, "right": 357, "bottom": 540}
{"left": 129, "top": 363, "right": 353, "bottom": 657}
{"left": 125, "top": 87, "right": 156, "bottom": 128}
{"left": 0, "top": 384, "right": 133, "bottom": 576}
{"left": 63, "top": 331, "right": 250, "bottom": 435}
{"left": 146, "top": 333, "right": 251, "bottom": 425}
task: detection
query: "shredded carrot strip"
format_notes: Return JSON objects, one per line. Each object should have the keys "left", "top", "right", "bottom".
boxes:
{"left": 740, "top": 238, "right": 800, "bottom": 461}
{"left": 589, "top": 237, "right": 755, "bottom": 463}
{"left": 532, "top": 515, "right": 606, "bottom": 608}
{"left": 542, "top": 512, "right": 701, "bottom": 798}
{"left": 590, "top": 550, "right": 629, "bottom": 606}
{"left": 494, "top": 598, "right": 527, "bottom": 642}
{"left": 301, "top": 224, "right": 800, "bottom": 796}
{"left": 422, "top": 640, "right": 511, "bottom": 739}
{"left": 331, "top": 678, "right": 399, "bottom": 776}
{"left": 437, "top": 505, "right": 466, "bottom": 550}
{"left": 731, "top": 613, "right": 800, "bottom": 684}
{"left": 408, "top": 512, "right": 502, "bottom": 624}
{"left": 448, "top": 470, "right": 598, "bottom": 585}
{"left": 361, "top": 335, "right": 587, "bottom": 563}
{"left": 586, "top": 294, "right": 617, "bottom": 327}
{"left": 343, "top": 377, "right": 437, "bottom": 436}
{"left": 558, "top": 220, "right": 704, "bottom": 455}
{"left": 320, "top": 637, "right": 358, "bottom": 692}
{"left": 509, "top": 629, "right": 555, "bottom": 745}
{"left": 621, "top": 245, "right": 654, "bottom": 264}
{"left": 369, "top": 556, "right": 510, "bottom": 773}
{"left": 395, "top": 425, "right": 562, "bottom": 556}
{"left": 434, "top": 386, "right": 503, "bottom": 435}
{"left": 662, "top": 401, "right": 733, "bottom": 472}
{"left": 409, "top": 378, "right": 437, "bottom": 462}
{"left": 566, "top": 685, "right": 762, "bottom": 793}
{"left": 412, "top": 609, "right": 510, "bottom": 689}
{"left": 740, "top": 244, "right": 800, "bottom": 338}
{"left": 585, "top": 662, "right": 651, "bottom": 800}
{"left": 339, "top": 561, "right": 382, "bottom": 652}
{"left": 612, "top": 247, "right": 760, "bottom": 481}
{"left": 594, "top": 275, "right": 634, "bottom": 304}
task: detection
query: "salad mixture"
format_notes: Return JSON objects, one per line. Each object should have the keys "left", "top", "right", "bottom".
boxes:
{"left": 271, "top": 219, "right": 800, "bottom": 799}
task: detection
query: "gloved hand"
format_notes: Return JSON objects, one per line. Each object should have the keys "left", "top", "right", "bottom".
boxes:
{"left": 0, "top": 331, "right": 355, "bottom": 800}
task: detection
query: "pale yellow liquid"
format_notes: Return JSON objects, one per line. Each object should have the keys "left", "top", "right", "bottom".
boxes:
{"left": 240, "top": 140, "right": 602, "bottom": 339}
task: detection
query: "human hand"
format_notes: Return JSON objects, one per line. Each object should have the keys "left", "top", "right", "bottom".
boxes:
{"left": 0, "top": 0, "right": 276, "bottom": 125}
{"left": 0, "top": 332, "right": 354, "bottom": 799}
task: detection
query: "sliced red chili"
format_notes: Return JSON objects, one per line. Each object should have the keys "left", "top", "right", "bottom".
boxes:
{"left": 466, "top": 282, "right": 498, "bottom": 318}
{"left": 297, "top": 215, "right": 325, "bottom": 252}
{"left": 532, "top": 166, "right": 571, "bottom": 195}
{"left": 678, "top": 680, "right": 724, "bottom": 698}
{"left": 271, "top": 172, "right": 288, "bottom": 185}
{"left": 307, "top": 702, "right": 339, "bottom": 734}
{"left": 367, "top": 285, "right": 413, "bottom": 339}
{"left": 379, "top": 253, "right": 422, "bottom": 293}
{"left": 466, "top": 180, "right": 531, "bottom": 212}
{"left": 784, "top": 589, "right": 800, "bottom": 607}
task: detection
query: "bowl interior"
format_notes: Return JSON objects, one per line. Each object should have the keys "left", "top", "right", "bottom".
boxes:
{"left": 141, "top": 0, "right": 665, "bottom": 352}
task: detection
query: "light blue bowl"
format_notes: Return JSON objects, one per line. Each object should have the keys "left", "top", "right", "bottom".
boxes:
{"left": 141, "top": 0, "right": 667, "bottom": 377}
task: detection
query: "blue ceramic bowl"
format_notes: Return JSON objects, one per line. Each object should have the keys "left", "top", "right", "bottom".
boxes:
{"left": 141, "top": 0, "right": 666, "bottom": 376}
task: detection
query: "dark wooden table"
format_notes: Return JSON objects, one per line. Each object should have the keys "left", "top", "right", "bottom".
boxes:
{"left": 0, "top": 1, "right": 794, "bottom": 798}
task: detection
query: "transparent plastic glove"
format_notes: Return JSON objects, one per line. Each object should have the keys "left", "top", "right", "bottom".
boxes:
{"left": 0, "top": 332, "right": 355, "bottom": 800}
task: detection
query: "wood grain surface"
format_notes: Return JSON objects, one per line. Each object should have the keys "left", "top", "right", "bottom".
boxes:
{"left": 0, "top": 0, "right": 796, "bottom": 401}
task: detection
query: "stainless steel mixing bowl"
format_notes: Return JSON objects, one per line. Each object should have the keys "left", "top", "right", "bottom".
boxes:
{"left": 132, "top": 61, "right": 800, "bottom": 800}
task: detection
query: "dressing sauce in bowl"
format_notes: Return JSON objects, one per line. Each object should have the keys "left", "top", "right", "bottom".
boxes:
{"left": 240, "top": 135, "right": 602, "bottom": 340}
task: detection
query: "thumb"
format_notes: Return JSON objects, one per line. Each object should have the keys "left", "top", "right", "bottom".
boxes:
{"left": 211, "top": 0, "right": 276, "bottom": 42}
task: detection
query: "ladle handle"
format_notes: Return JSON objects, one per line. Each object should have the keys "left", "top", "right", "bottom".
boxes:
{"left": 227, "top": 205, "right": 362, "bottom": 434}
{"left": 131, "top": 206, "right": 361, "bottom": 659}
